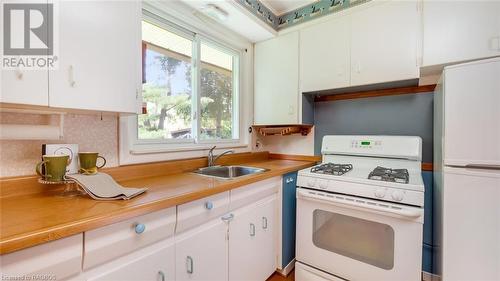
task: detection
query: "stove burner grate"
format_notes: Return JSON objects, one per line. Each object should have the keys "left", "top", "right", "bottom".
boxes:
{"left": 368, "top": 166, "right": 409, "bottom": 184}
{"left": 311, "top": 163, "right": 353, "bottom": 176}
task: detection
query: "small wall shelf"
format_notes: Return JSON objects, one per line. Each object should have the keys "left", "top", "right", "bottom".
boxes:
{"left": 252, "top": 124, "right": 313, "bottom": 136}
{"left": 0, "top": 108, "right": 65, "bottom": 140}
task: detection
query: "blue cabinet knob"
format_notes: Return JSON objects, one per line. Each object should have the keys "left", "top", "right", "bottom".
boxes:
{"left": 134, "top": 223, "right": 146, "bottom": 234}
{"left": 205, "top": 201, "right": 214, "bottom": 210}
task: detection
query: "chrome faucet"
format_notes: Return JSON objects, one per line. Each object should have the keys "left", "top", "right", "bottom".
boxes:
{"left": 208, "top": 146, "right": 235, "bottom": 167}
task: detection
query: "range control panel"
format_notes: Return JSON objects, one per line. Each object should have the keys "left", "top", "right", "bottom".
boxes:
{"left": 350, "top": 139, "right": 382, "bottom": 149}
{"left": 321, "top": 135, "right": 422, "bottom": 161}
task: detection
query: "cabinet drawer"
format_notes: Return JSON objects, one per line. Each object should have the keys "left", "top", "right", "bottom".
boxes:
{"left": 84, "top": 208, "right": 176, "bottom": 270}
{"left": 84, "top": 238, "right": 175, "bottom": 281}
{"left": 0, "top": 234, "right": 82, "bottom": 280}
{"left": 176, "top": 191, "right": 230, "bottom": 233}
{"left": 230, "top": 177, "right": 280, "bottom": 211}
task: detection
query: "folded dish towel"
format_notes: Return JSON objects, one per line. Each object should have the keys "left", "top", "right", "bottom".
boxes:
{"left": 66, "top": 173, "right": 147, "bottom": 200}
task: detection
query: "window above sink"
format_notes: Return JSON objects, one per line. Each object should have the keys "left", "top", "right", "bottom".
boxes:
{"left": 119, "top": 3, "right": 253, "bottom": 165}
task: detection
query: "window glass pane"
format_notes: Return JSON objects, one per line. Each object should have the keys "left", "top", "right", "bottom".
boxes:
{"left": 138, "top": 21, "right": 193, "bottom": 140}
{"left": 312, "top": 209, "right": 395, "bottom": 270}
{"left": 200, "top": 42, "right": 234, "bottom": 140}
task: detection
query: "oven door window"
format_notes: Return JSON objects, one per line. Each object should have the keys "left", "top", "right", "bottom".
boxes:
{"left": 312, "top": 209, "right": 395, "bottom": 270}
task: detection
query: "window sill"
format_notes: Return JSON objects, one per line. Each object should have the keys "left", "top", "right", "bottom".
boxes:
{"left": 130, "top": 143, "right": 249, "bottom": 155}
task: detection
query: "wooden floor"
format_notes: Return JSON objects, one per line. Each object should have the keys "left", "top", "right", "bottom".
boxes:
{"left": 266, "top": 270, "right": 294, "bottom": 281}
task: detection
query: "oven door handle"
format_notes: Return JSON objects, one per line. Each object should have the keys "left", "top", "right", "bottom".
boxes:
{"left": 297, "top": 189, "right": 423, "bottom": 219}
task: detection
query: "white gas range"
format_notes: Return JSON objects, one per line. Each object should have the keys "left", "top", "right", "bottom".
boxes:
{"left": 295, "top": 135, "right": 425, "bottom": 281}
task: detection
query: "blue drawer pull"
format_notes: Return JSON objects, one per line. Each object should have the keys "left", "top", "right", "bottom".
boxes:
{"left": 205, "top": 201, "right": 214, "bottom": 210}
{"left": 134, "top": 223, "right": 146, "bottom": 234}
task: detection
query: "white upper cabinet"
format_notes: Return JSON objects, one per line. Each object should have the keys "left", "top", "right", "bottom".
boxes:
{"left": 259, "top": 0, "right": 421, "bottom": 106}
{"left": 1, "top": 70, "right": 48, "bottom": 106}
{"left": 48, "top": 1, "right": 141, "bottom": 113}
{"left": 0, "top": 0, "right": 48, "bottom": 106}
{"left": 423, "top": 1, "right": 500, "bottom": 67}
{"left": 350, "top": 1, "right": 420, "bottom": 86}
{"left": 300, "top": 14, "right": 351, "bottom": 92}
{"left": 254, "top": 31, "right": 299, "bottom": 125}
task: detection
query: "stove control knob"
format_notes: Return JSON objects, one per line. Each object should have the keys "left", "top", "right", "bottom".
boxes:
{"left": 391, "top": 190, "right": 404, "bottom": 201}
{"left": 374, "top": 188, "right": 386, "bottom": 198}
{"left": 318, "top": 180, "right": 328, "bottom": 189}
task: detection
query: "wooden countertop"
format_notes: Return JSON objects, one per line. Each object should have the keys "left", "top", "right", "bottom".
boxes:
{"left": 0, "top": 157, "right": 315, "bottom": 255}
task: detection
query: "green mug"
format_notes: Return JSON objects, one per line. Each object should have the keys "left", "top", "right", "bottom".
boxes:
{"left": 78, "top": 152, "right": 106, "bottom": 175}
{"left": 36, "top": 155, "right": 70, "bottom": 182}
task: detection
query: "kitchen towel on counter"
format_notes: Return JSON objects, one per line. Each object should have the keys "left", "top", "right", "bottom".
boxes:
{"left": 66, "top": 173, "right": 147, "bottom": 200}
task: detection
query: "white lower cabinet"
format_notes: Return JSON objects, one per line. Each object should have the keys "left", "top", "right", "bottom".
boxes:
{"left": 174, "top": 177, "right": 280, "bottom": 281}
{"left": 84, "top": 208, "right": 176, "bottom": 270}
{"left": 254, "top": 196, "right": 278, "bottom": 280}
{"left": 5, "top": 180, "right": 280, "bottom": 281}
{"left": 175, "top": 218, "right": 229, "bottom": 281}
{"left": 229, "top": 195, "right": 277, "bottom": 281}
{"left": 84, "top": 238, "right": 175, "bottom": 281}
{"left": 0, "top": 234, "right": 83, "bottom": 281}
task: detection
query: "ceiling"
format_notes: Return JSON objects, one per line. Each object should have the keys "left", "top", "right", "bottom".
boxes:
{"left": 260, "top": 0, "right": 317, "bottom": 15}
{"left": 179, "top": 0, "right": 364, "bottom": 42}
{"left": 180, "top": 0, "right": 277, "bottom": 42}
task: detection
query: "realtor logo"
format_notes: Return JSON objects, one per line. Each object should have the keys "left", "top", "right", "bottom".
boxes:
{"left": 3, "top": 3, "right": 53, "bottom": 55}
{"left": 2, "top": 2, "right": 58, "bottom": 69}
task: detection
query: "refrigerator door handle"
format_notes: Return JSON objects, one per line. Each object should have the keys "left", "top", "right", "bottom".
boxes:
{"left": 464, "top": 164, "right": 500, "bottom": 170}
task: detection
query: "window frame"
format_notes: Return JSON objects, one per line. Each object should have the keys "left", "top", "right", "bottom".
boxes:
{"left": 134, "top": 10, "right": 241, "bottom": 148}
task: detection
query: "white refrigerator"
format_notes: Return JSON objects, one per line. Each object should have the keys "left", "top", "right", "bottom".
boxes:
{"left": 433, "top": 57, "right": 500, "bottom": 281}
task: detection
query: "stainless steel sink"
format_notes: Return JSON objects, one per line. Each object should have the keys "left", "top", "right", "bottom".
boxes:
{"left": 193, "top": 165, "right": 268, "bottom": 179}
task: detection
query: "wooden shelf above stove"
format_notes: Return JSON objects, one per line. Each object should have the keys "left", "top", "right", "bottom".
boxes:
{"left": 252, "top": 124, "right": 313, "bottom": 136}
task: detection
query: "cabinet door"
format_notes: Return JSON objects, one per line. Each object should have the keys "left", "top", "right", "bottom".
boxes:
{"left": 0, "top": 234, "right": 82, "bottom": 280}
{"left": 254, "top": 195, "right": 278, "bottom": 280}
{"left": 48, "top": 1, "right": 141, "bottom": 113}
{"left": 254, "top": 31, "right": 299, "bottom": 125}
{"left": 175, "top": 218, "right": 228, "bottom": 281}
{"left": 84, "top": 208, "right": 176, "bottom": 270}
{"left": 0, "top": 0, "right": 49, "bottom": 106}
{"left": 86, "top": 238, "right": 175, "bottom": 281}
{"left": 228, "top": 201, "right": 260, "bottom": 281}
{"left": 350, "top": 1, "right": 419, "bottom": 86}
{"left": 300, "top": 15, "right": 351, "bottom": 92}
{"left": 229, "top": 195, "right": 277, "bottom": 281}
{"left": 423, "top": 1, "right": 500, "bottom": 67}
{"left": 1, "top": 70, "right": 49, "bottom": 106}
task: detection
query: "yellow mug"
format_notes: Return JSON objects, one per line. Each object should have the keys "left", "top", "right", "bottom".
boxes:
{"left": 36, "top": 155, "right": 70, "bottom": 182}
{"left": 78, "top": 152, "right": 106, "bottom": 175}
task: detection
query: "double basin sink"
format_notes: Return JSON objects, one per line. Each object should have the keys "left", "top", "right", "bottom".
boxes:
{"left": 193, "top": 165, "right": 268, "bottom": 180}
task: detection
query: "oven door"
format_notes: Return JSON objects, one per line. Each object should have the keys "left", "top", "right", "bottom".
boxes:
{"left": 296, "top": 188, "right": 423, "bottom": 281}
